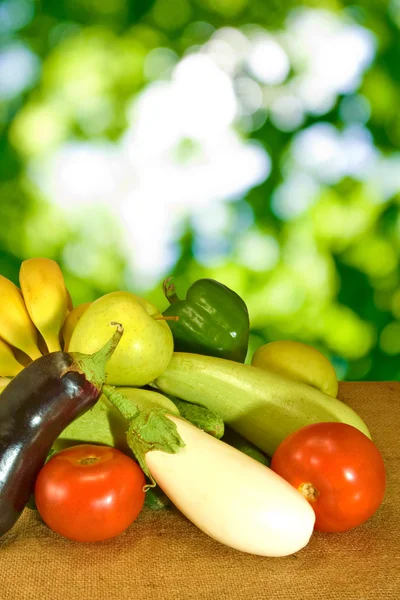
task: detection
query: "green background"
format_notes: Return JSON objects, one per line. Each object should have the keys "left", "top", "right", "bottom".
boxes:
{"left": 1, "top": 0, "right": 400, "bottom": 381}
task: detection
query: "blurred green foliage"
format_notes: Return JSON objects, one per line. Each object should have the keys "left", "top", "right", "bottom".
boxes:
{"left": 1, "top": 0, "right": 400, "bottom": 381}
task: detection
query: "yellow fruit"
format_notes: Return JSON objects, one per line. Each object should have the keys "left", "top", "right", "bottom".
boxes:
{"left": 69, "top": 291, "right": 174, "bottom": 386}
{"left": 0, "top": 338, "right": 24, "bottom": 377}
{"left": 66, "top": 288, "right": 74, "bottom": 311}
{"left": 12, "top": 347, "right": 32, "bottom": 367}
{"left": 251, "top": 340, "right": 338, "bottom": 398}
{"left": 0, "top": 275, "right": 41, "bottom": 360}
{"left": 20, "top": 258, "right": 68, "bottom": 353}
{"left": 61, "top": 302, "right": 91, "bottom": 351}
{"left": 0, "top": 377, "right": 11, "bottom": 394}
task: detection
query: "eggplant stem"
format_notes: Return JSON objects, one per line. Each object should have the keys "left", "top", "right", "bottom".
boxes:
{"left": 103, "top": 384, "right": 185, "bottom": 488}
{"left": 91, "top": 322, "right": 124, "bottom": 367}
{"left": 68, "top": 322, "right": 124, "bottom": 390}
{"left": 102, "top": 384, "right": 139, "bottom": 421}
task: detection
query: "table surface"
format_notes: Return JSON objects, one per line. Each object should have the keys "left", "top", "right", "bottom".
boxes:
{"left": 1, "top": 382, "right": 399, "bottom": 600}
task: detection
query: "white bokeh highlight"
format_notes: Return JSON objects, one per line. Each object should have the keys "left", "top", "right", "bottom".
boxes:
{"left": 28, "top": 8, "right": 385, "bottom": 285}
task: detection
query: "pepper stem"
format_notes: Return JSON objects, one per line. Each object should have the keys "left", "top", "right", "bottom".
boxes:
{"left": 68, "top": 322, "right": 124, "bottom": 391}
{"left": 163, "top": 277, "right": 181, "bottom": 304}
{"left": 103, "top": 384, "right": 185, "bottom": 489}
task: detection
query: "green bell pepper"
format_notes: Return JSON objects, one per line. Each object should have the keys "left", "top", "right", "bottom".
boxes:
{"left": 162, "top": 277, "right": 250, "bottom": 362}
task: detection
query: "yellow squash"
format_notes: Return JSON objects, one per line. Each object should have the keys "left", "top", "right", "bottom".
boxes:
{"left": 252, "top": 340, "right": 338, "bottom": 397}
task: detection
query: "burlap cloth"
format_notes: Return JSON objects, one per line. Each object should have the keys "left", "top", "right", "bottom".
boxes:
{"left": 1, "top": 382, "right": 399, "bottom": 600}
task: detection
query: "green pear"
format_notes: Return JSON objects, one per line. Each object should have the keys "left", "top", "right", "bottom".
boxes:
{"left": 53, "top": 388, "right": 180, "bottom": 453}
{"left": 69, "top": 291, "right": 175, "bottom": 386}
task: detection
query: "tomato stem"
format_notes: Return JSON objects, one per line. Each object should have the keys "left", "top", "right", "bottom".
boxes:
{"left": 79, "top": 457, "right": 99, "bottom": 466}
{"left": 298, "top": 482, "right": 319, "bottom": 502}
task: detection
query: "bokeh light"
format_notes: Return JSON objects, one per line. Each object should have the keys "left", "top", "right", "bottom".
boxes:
{"left": 0, "top": 43, "right": 40, "bottom": 99}
{"left": 1, "top": 1, "right": 400, "bottom": 381}
{"left": 247, "top": 36, "right": 290, "bottom": 85}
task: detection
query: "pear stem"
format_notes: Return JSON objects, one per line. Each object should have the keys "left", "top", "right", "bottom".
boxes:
{"left": 154, "top": 315, "right": 179, "bottom": 322}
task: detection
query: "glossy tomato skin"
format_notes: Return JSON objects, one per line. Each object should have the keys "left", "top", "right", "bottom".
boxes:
{"left": 35, "top": 444, "right": 146, "bottom": 542}
{"left": 271, "top": 423, "right": 386, "bottom": 533}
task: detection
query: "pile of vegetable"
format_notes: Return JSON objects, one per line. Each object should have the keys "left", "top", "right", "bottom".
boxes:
{"left": 0, "top": 259, "right": 386, "bottom": 556}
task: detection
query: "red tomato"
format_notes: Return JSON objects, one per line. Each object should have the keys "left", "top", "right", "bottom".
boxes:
{"left": 271, "top": 423, "right": 386, "bottom": 533}
{"left": 35, "top": 444, "right": 146, "bottom": 542}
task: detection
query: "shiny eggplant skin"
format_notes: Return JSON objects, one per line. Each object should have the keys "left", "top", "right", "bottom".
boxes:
{"left": 0, "top": 352, "right": 100, "bottom": 538}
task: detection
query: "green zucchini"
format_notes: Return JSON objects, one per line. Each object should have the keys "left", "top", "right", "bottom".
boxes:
{"left": 154, "top": 353, "right": 371, "bottom": 457}
{"left": 143, "top": 385, "right": 225, "bottom": 438}
{"left": 144, "top": 486, "right": 171, "bottom": 510}
{"left": 167, "top": 397, "right": 225, "bottom": 439}
{"left": 222, "top": 427, "right": 270, "bottom": 466}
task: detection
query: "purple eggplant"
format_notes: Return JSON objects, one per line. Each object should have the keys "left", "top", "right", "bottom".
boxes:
{"left": 0, "top": 322, "right": 123, "bottom": 538}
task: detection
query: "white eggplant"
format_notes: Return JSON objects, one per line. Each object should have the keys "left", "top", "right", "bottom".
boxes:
{"left": 146, "top": 415, "right": 315, "bottom": 557}
{"left": 102, "top": 386, "right": 315, "bottom": 557}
